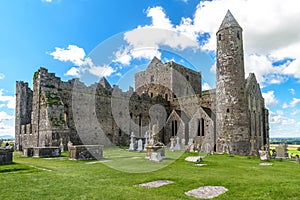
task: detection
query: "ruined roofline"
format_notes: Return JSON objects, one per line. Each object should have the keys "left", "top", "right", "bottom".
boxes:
{"left": 137, "top": 56, "right": 201, "bottom": 76}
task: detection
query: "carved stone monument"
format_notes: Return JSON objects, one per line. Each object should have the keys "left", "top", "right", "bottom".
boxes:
{"left": 174, "top": 136, "right": 181, "bottom": 151}
{"left": 137, "top": 139, "right": 143, "bottom": 152}
{"left": 129, "top": 132, "right": 135, "bottom": 151}
{"left": 276, "top": 142, "right": 288, "bottom": 159}
{"left": 170, "top": 137, "right": 175, "bottom": 151}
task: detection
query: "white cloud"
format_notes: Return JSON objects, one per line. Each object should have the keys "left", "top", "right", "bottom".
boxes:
{"left": 291, "top": 109, "right": 300, "bottom": 116}
{"left": 289, "top": 88, "right": 295, "bottom": 95}
{"left": 282, "top": 98, "right": 300, "bottom": 108}
{"left": 282, "top": 103, "right": 288, "bottom": 109}
{"left": 50, "top": 45, "right": 115, "bottom": 78}
{"left": 146, "top": 7, "right": 173, "bottom": 30}
{"left": 202, "top": 82, "right": 212, "bottom": 90}
{"left": 112, "top": 46, "right": 132, "bottom": 66}
{"left": 0, "top": 73, "right": 5, "bottom": 80}
{"left": 290, "top": 98, "right": 300, "bottom": 108}
{"left": 42, "top": 0, "right": 52, "bottom": 3}
{"left": 65, "top": 67, "right": 80, "bottom": 77}
{"left": 0, "top": 122, "right": 14, "bottom": 137}
{"left": 113, "top": 6, "right": 200, "bottom": 65}
{"left": 49, "top": 45, "right": 86, "bottom": 66}
{"left": 262, "top": 91, "right": 278, "bottom": 107}
{"left": 0, "top": 89, "right": 15, "bottom": 109}
{"left": 0, "top": 111, "right": 14, "bottom": 122}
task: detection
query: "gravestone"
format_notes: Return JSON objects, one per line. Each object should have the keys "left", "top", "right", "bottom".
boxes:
{"left": 296, "top": 155, "right": 300, "bottom": 164}
{"left": 169, "top": 137, "right": 175, "bottom": 151}
{"left": 174, "top": 136, "right": 181, "bottom": 151}
{"left": 258, "top": 150, "right": 270, "bottom": 161}
{"left": 0, "top": 147, "right": 13, "bottom": 164}
{"left": 276, "top": 143, "right": 288, "bottom": 159}
{"left": 144, "top": 132, "right": 149, "bottom": 151}
{"left": 68, "top": 145, "right": 103, "bottom": 160}
{"left": 33, "top": 147, "right": 61, "bottom": 158}
{"left": 129, "top": 132, "right": 135, "bottom": 151}
{"left": 137, "top": 139, "right": 143, "bottom": 152}
{"left": 149, "top": 151, "right": 162, "bottom": 162}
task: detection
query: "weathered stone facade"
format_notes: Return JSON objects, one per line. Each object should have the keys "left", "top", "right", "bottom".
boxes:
{"left": 15, "top": 10, "right": 269, "bottom": 155}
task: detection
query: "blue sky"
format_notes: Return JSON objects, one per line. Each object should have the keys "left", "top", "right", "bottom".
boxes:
{"left": 0, "top": 0, "right": 300, "bottom": 138}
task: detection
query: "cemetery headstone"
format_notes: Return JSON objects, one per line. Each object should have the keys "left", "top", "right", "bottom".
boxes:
{"left": 129, "top": 132, "right": 135, "bottom": 151}
{"left": 137, "top": 139, "right": 143, "bottom": 152}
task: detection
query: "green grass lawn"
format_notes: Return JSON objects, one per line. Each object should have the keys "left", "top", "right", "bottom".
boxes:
{"left": 1, "top": 148, "right": 300, "bottom": 200}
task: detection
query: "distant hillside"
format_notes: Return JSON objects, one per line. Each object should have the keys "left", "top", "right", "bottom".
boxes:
{"left": 0, "top": 135, "right": 15, "bottom": 140}
{"left": 270, "top": 137, "right": 300, "bottom": 145}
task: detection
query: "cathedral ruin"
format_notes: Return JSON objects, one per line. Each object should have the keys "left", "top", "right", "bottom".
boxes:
{"left": 15, "top": 11, "right": 269, "bottom": 156}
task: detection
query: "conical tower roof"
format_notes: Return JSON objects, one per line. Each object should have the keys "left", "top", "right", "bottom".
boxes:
{"left": 218, "top": 10, "right": 241, "bottom": 31}
{"left": 99, "top": 77, "right": 111, "bottom": 89}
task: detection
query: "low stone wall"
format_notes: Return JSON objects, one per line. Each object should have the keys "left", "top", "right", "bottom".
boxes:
{"left": 23, "top": 148, "right": 34, "bottom": 157}
{"left": 0, "top": 147, "right": 14, "bottom": 164}
{"left": 68, "top": 145, "right": 103, "bottom": 160}
{"left": 33, "top": 147, "right": 61, "bottom": 158}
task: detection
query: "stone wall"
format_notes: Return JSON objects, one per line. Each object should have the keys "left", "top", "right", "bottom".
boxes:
{"left": 15, "top": 81, "right": 33, "bottom": 151}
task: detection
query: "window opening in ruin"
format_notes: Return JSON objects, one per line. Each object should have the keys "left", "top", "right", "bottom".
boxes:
{"left": 165, "top": 93, "right": 168, "bottom": 100}
{"left": 150, "top": 75, "right": 154, "bottom": 82}
{"left": 150, "top": 93, "right": 153, "bottom": 98}
{"left": 119, "top": 129, "right": 122, "bottom": 137}
{"left": 218, "top": 34, "right": 222, "bottom": 41}
{"left": 237, "top": 31, "right": 240, "bottom": 39}
{"left": 186, "top": 75, "right": 189, "bottom": 81}
{"left": 197, "top": 119, "right": 201, "bottom": 136}
{"left": 201, "top": 118, "right": 205, "bottom": 136}
{"left": 173, "top": 94, "right": 177, "bottom": 98}
{"left": 172, "top": 120, "right": 178, "bottom": 136}
{"left": 226, "top": 108, "right": 230, "bottom": 113}
{"left": 64, "top": 112, "right": 68, "bottom": 127}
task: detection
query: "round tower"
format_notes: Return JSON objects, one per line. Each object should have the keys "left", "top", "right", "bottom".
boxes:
{"left": 215, "top": 10, "right": 250, "bottom": 155}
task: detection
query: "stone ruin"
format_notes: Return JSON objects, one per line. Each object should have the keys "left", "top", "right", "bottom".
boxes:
{"left": 15, "top": 11, "right": 269, "bottom": 156}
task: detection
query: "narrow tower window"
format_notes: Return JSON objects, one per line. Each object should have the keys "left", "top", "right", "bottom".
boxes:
{"left": 237, "top": 31, "right": 240, "bottom": 40}
{"left": 150, "top": 75, "right": 154, "bottom": 82}
{"left": 218, "top": 34, "right": 222, "bottom": 41}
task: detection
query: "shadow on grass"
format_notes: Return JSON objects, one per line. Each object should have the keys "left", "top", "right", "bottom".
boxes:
{"left": 0, "top": 162, "right": 32, "bottom": 173}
